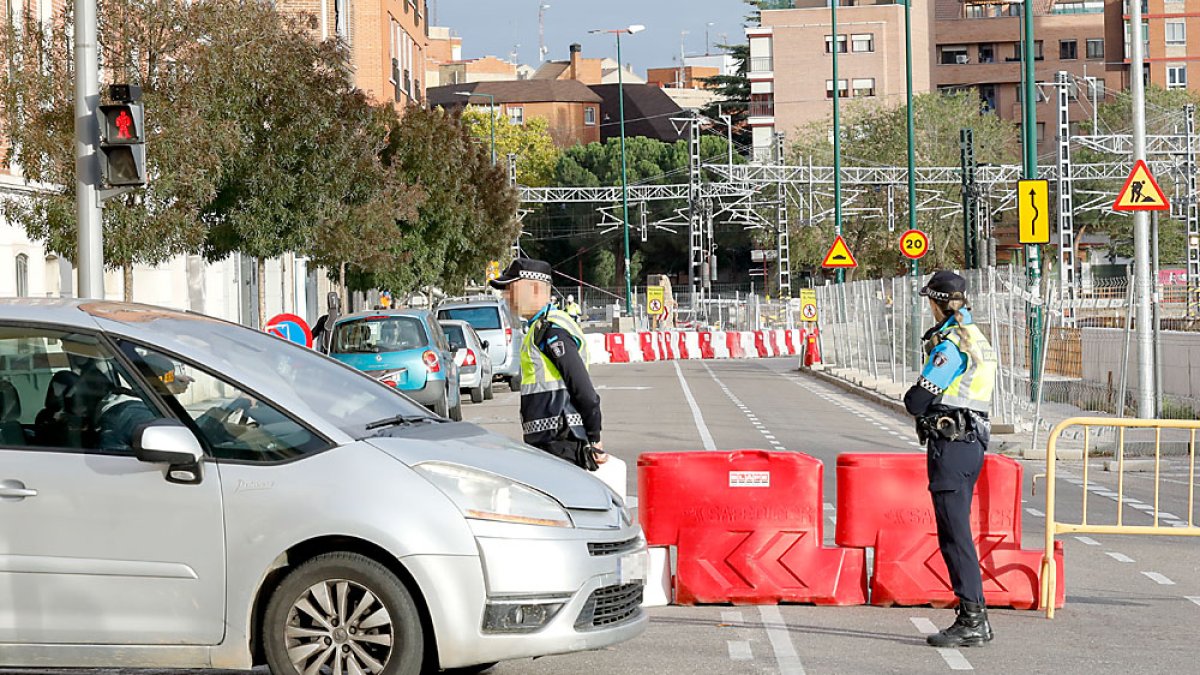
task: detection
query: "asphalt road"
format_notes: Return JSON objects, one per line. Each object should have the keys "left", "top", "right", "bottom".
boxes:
{"left": 11, "top": 358, "right": 1199, "bottom": 674}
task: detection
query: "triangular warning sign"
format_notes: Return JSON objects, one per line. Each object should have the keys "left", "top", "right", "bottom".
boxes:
{"left": 1113, "top": 159, "right": 1170, "bottom": 212}
{"left": 822, "top": 235, "right": 858, "bottom": 269}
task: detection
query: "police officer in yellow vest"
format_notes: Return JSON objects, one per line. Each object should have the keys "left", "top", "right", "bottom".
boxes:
{"left": 491, "top": 259, "right": 607, "bottom": 470}
{"left": 903, "top": 270, "right": 998, "bottom": 648}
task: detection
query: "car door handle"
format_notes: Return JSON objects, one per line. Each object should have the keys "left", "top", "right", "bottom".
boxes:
{"left": 0, "top": 480, "right": 37, "bottom": 500}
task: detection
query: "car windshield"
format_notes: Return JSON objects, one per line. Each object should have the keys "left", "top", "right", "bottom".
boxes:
{"left": 438, "top": 306, "right": 502, "bottom": 331}
{"left": 442, "top": 323, "right": 467, "bottom": 350}
{"left": 332, "top": 316, "right": 427, "bottom": 354}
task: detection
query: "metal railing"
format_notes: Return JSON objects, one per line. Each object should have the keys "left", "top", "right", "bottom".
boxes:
{"left": 748, "top": 99, "right": 775, "bottom": 117}
{"left": 1040, "top": 416, "right": 1200, "bottom": 618}
{"left": 749, "top": 57, "right": 773, "bottom": 72}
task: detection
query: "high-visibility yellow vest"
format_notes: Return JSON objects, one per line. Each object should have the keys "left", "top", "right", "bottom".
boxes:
{"left": 519, "top": 308, "right": 589, "bottom": 445}
{"left": 939, "top": 321, "right": 997, "bottom": 413}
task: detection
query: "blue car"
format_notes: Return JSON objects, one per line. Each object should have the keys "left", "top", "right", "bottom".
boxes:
{"left": 328, "top": 309, "right": 463, "bottom": 420}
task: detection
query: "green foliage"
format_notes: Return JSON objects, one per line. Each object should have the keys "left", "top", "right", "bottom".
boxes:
{"left": 460, "top": 107, "right": 560, "bottom": 187}
{"left": 698, "top": 43, "right": 750, "bottom": 148}
{"left": 789, "top": 92, "right": 1021, "bottom": 278}
{"left": 592, "top": 249, "right": 616, "bottom": 287}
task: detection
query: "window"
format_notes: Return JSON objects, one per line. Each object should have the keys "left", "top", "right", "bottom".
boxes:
{"left": 825, "top": 79, "right": 849, "bottom": 99}
{"left": 964, "top": 4, "right": 986, "bottom": 18}
{"left": 851, "top": 78, "right": 876, "bottom": 97}
{"left": 332, "top": 316, "right": 428, "bottom": 354}
{"left": 1125, "top": 20, "right": 1150, "bottom": 59}
{"left": 584, "top": 106, "right": 596, "bottom": 126}
{"left": 1166, "top": 21, "right": 1186, "bottom": 46}
{"left": 1168, "top": 65, "right": 1188, "bottom": 90}
{"left": 438, "top": 306, "right": 503, "bottom": 330}
{"left": 507, "top": 106, "right": 524, "bottom": 125}
{"left": 1060, "top": 40, "right": 1077, "bottom": 60}
{"left": 1086, "top": 77, "right": 1106, "bottom": 101}
{"left": 15, "top": 254, "right": 28, "bottom": 298}
{"left": 824, "top": 35, "right": 848, "bottom": 54}
{"left": 0, "top": 327, "right": 163, "bottom": 453}
{"left": 1037, "top": 123, "right": 1046, "bottom": 144}
{"left": 978, "top": 44, "right": 995, "bottom": 63}
{"left": 851, "top": 34, "right": 874, "bottom": 53}
{"left": 940, "top": 45, "right": 968, "bottom": 65}
{"left": 334, "top": 0, "right": 350, "bottom": 44}
{"left": 1016, "top": 83, "right": 1050, "bottom": 103}
{"left": 119, "top": 343, "right": 326, "bottom": 463}
{"left": 1035, "top": 40, "right": 1044, "bottom": 59}
{"left": 1086, "top": 38, "right": 1104, "bottom": 60}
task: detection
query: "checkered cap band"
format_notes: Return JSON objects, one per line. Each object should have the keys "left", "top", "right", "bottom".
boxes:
{"left": 519, "top": 270, "right": 552, "bottom": 283}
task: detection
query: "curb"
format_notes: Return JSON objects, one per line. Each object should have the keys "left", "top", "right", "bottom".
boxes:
{"left": 797, "top": 366, "right": 910, "bottom": 418}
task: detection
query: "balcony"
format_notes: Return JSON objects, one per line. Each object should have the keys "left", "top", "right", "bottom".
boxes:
{"left": 749, "top": 57, "right": 774, "bottom": 74}
{"left": 749, "top": 99, "right": 775, "bottom": 118}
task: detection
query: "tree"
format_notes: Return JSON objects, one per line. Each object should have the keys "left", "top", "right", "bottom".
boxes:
{"left": 592, "top": 249, "right": 616, "bottom": 287}
{"left": 698, "top": 43, "right": 751, "bottom": 149}
{"left": 459, "top": 107, "right": 560, "bottom": 187}
{"left": 1, "top": 1, "right": 236, "bottom": 299}
{"left": 789, "top": 92, "right": 1020, "bottom": 278}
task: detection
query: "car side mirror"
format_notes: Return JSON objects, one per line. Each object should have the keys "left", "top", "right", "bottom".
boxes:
{"left": 134, "top": 419, "right": 204, "bottom": 485}
{"left": 481, "top": 340, "right": 490, "bottom": 349}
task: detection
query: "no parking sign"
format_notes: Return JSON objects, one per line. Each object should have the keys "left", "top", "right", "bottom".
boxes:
{"left": 266, "top": 313, "right": 313, "bottom": 349}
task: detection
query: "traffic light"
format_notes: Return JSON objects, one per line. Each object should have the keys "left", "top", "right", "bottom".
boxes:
{"left": 97, "top": 87, "right": 146, "bottom": 187}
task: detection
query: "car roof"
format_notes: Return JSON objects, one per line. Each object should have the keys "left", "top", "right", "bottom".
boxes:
{"left": 335, "top": 309, "right": 432, "bottom": 324}
{"left": 437, "top": 296, "right": 504, "bottom": 309}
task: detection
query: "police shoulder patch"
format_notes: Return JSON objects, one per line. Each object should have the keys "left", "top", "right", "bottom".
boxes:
{"left": 933, "top": 352, "right": 948, "bottom": 367}
{"left": 549, "top": 340, "right": 567, "bottom": 358}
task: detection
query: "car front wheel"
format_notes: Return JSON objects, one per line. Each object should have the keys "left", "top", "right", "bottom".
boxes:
{"left": 263, "top": 552, "right": 423, "bottom": 675}
{"left": 508, "top": 374, "right": 521, "bottom": 392}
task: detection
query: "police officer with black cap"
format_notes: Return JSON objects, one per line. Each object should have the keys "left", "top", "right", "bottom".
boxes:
{"left": 490, "top": 258, "right": 607, "bottom": 471}
{"left": 904, "top": 270, "right": 999, "bottom": 648}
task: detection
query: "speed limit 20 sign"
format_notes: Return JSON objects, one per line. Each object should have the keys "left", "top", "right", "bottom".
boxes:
{"left": 900, "top": 229, "right": 929, "bottom": 260}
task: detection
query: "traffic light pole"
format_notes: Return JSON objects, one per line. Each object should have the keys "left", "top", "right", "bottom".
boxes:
{"left": 74, "top": 0, "right": 104, "bottom": 298}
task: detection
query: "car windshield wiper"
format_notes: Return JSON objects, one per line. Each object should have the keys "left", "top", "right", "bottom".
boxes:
{"left": 364, "top": 414, "right": 441, "bottom": 431}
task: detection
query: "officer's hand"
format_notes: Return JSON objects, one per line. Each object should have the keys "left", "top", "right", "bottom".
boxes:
{"left": 590, "top": 440, "right": 608, "bottom": 465}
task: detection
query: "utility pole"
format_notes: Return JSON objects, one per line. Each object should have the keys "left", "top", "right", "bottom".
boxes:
{"left": 75, "top": 0, "right": 104, "bottom": 299}
{"left": 960, "top": 129, "right": 977, "bottom": 269}
{"left": 1130, "top": 0, "right": 1156, "bottom": 417}
{"left": 1021, "top": 0, "right": 1044, "bottom": 401}
{"left": 678, "top": 30, "right": 689, "bottom": 88}
{"left": 831, "top": 0, "right": 843, "bottom": 284}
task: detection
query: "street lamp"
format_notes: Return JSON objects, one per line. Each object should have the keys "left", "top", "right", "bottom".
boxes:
{"left": 590, "top": 24, "right": 645, "bottom": 316}
{"left": 455, "top": 91, "right": 497, "bottom": 166}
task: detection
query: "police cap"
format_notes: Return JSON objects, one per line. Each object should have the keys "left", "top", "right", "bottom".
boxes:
{"left": 919, "top": 270, "right": 968, "bottom": 303}
{"left": 489, "top": 258, "right": 553, "bottom": 289}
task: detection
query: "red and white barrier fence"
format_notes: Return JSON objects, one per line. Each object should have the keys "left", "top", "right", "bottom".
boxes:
{"left": 583, "top": 328, "right": 821, "bottom": 366}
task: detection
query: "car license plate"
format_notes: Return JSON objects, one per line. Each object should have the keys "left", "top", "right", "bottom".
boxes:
{"left": 618, "top": 550, "right": 648, "bottom": 584}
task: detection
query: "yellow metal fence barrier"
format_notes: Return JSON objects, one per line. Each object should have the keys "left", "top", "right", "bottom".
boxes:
{"left": 1041, "top": 416, "right": 1200, "bottom": 618}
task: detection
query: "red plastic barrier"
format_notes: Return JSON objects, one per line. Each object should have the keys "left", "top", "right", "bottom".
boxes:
{"left": 698, "top": 332, "right": 715, "bottom": 359}
{"left": 638, "top": 450, "right": 867, "bottom": 606}
{"left": 783, "top": 330, "right": 797, "bottom": 355}
{"left": 606, "top": 333, "right": 630, "bottom": 363}
{"left": 675, "top": 332, "right": 690, "bottom": 360}
{"left": 726, "top": 332, "right": 746, "bottom": 359}
{"left": 836, "top": 453, "right": 1061, "bottom": 609}
{"left": 753, "top": 331, "right": 769, "bottom": 358}
{"left": 872, "top": 533, "right": 1065, "bottom": 610}
{"left": 767, "top": 330, "right": 781, "bottom": 356}
{"left": 639, "top": 332, "right": 658, "bottom": 362}
{"left": 804, "top": 328, "right": 821, "bottom": 367}
{"left": 658, "top": 332, "right": 676, "bottom": 360}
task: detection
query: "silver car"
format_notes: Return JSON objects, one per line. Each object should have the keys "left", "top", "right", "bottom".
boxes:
{"left": 436, "top": 296, "right": 523, "bottom": 392}
{"left": 440, "top": 319, "right": 495, "bottom": 403}
{"left": 0, "top": 300, "right": 647, "bottom": 674}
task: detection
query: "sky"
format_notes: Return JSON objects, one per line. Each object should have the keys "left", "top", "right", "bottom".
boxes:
{"left": 434, "top": 0, "right": 752, "bottom": 75}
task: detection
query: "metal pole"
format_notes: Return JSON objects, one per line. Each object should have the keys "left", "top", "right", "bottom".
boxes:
{"left": 1152, "top": 211, "right": 1163, "bottom": 416}
{"left": 905, "top": 0, "right": 920, "bottom": 357}
{"left": 1118, "top": 272, "right": 1135, "bottom": 417}
{"left": 617, "top": 33, "right": 633, "bottom": 316}
{"left": 75, "top": 0, "right": 103, "bottom": 298}
{"left": 1130, "top": 0, "right": 1155, "bottom": 417}
{"left": 1021, "top": 0, "right": 1043, "bottom": 401}
{"left": 832, "top": 0, "right": 843, "bottom": 284}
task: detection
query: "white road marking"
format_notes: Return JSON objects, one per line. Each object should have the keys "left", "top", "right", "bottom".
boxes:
{"left": 1130, "top": 504, "right": 1155, "bottom": 511}
{"left": 673, "top": 362, "right": 716, "bottom": 451}
{"left": 1075, "top": 536, "right": 1101, "bottom": 546}
{"left": 1186, "top": 596, "right": 1200, "bottom": 607}
{"left": 1105, "top": 552, "right": 1135, "bottom": 563}
{"left": 1026, "top": 507, "right": 1045, "bottom": 518}
{"left": 1142, "top": 571, "right": 1175, "bottom": 585}
{"left": 910, "top": 618, "right": 973, "bottom": 671}
{"left": 1158, "top": 512, "right": 1180, "bottom": 520}
{"left": 759, "top": 605, "right": 805, "bottom": 675}
{"left": 727, "top": 640, "right": 753, "bottom": 661}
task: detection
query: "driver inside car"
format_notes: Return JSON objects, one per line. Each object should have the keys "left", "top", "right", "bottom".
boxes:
{"left": 96, "top": 353, "right": 192, "bottom": 452}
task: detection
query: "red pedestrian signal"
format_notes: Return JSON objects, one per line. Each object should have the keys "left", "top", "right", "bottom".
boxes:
{"left": 98, "top": 104, "right": 142, "bottom": 145}
{"left": 97, "top": 102, "right": 146, "bottom": 187}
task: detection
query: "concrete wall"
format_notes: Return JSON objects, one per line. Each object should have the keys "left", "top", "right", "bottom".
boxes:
{"left": 1082, "top": 327, "right": 1200, "bottom": 399}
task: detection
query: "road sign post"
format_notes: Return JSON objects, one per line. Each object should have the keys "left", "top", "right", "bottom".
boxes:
{"left": 800, "top": 288, "right": 818, "bottom": 323}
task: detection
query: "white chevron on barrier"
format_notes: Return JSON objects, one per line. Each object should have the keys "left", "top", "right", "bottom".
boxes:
{"left": 625, "top": 332, "right": 644, "bottom": 362}
{"left": 586, "top": 333, "right": 610, "bottom": 365}
{"left": 711, "top": 332, "right": 730, "bottom": 359}
{"left": 682, "top": 332, "right": 701, "bottom": 359}
{"left": 740, "top": 331, "right": 757, "bottom": 359}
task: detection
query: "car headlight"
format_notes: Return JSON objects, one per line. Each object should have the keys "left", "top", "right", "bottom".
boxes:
{"left": 414, "top": 462, "right": 574, "bottom": 528}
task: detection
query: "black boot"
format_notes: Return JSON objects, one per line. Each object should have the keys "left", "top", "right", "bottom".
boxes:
{"left": 926, "top": 601, "right": 994, "bottom": 648}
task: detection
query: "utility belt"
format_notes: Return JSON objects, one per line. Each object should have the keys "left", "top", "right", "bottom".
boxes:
{"left": 917, "top": 408, "right": 989, "bottom": 444}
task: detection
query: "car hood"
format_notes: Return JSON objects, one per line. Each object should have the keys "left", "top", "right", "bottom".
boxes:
{"left": 367, "top": 424, "right": 612, "bottom": 511}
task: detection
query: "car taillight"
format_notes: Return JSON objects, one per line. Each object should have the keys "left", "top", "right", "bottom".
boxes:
{"left": 505, "top": 327, "right": 513, "bottom": 345}
{"left": 378, "top": 370, "right": 403, "bottom": 387}
{"left": 464, "top": 349, "right": 477, "bottom": 366}
{"left": 423, "top": 350, "right": 441, "bottom": 373}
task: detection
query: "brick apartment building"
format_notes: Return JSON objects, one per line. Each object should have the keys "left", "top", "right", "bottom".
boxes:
{"left": 428, "top": 79, "right": 603, "bottom": 147}
{"left": 646, "top": 65, "right": 720, "bottom": 89}
{"left": 933, "top": 0, "right": 1107, "bottom": 156}
{"left": 1104, "top": 0, "right": 1200, "bottom": 92}
{"left": 747, "top": 1, "right": 934, "bottom": 161}
{"left": 279, "top": 0, "right": 429, "bottom": 110}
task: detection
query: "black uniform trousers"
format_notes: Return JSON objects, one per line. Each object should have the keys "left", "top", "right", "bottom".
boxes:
{"left": 927, "top": 429, "right": 987, "bottom": 606}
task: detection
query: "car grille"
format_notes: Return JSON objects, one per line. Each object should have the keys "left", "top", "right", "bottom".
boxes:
{"left": 574, "top": 583, "right": 644, "bottom": 631}
{"left": 587, "top": 537, "right": 641, "bottom": 556}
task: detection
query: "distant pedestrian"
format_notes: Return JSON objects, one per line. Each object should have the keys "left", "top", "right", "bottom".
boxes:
{"left": 904, "top": 271, "right": 998, "bottom": 648}
{"left": 490, "top": 259, "right": 606, "bottom": 470}
{"left": 565, "top": 294, "right": 583, "bottom": 322}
